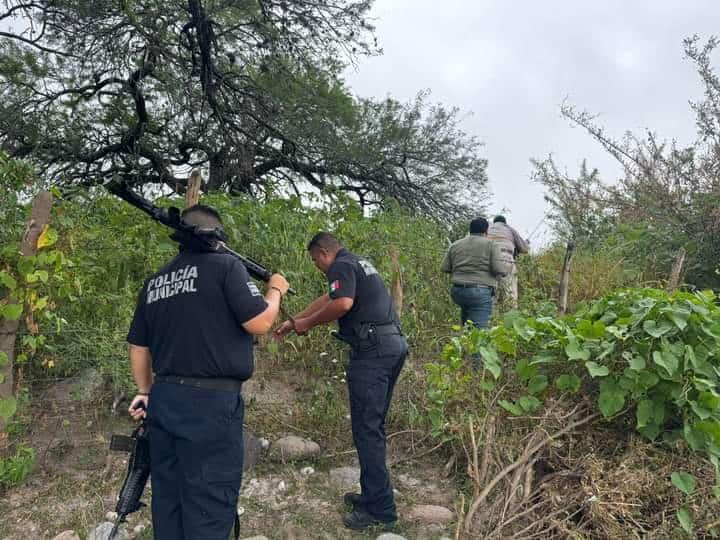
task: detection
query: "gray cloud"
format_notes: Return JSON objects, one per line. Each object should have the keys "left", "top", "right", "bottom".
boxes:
{"left": 345, "top": 0, "right": 718, "bottom": 244}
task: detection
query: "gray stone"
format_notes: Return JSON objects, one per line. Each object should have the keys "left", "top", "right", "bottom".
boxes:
{"left": 270, "top": 435, "right": 320, "bottom": 461}
{"left": 51, "top": 532, "right": 80, "bottom": 540}
{"left": 406, "top": 504, "right": 454, "bottom": 524}
{"left": 375, "top": 534, "right": 407, "bottom": 540}
{"left": 241, "top": 537, "right": 270, "bottom": 540}
{"left": 243, "top": 431, "right": 264, "bottom": 472}
{"left": 88, "top": 522, "right": 129, "bottom": 540}
{"left": 328, "top": 466, "right": 361, "bottom": 490}
{"left": 50, "top": 368, "right": 105, "bottom": 405}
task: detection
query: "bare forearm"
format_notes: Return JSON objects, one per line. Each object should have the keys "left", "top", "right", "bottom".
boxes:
{"left": 305, "top": 299, "right": 351, "bottom": 329}
{"left": 129, "top": 345, "right": 153, "bottom": 393}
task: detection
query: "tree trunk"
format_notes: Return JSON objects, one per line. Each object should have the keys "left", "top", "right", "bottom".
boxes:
{"left": 667, "top": 247, "right": 686, "bottom": 293}
{"left": 558, "top": 241, "right": 575, "bottom": 316}
{"left": 1, "top": 191, "right": 53, "bottom": 439}
{"left": 185, "top": 169, "right": 202, "bottom": 207}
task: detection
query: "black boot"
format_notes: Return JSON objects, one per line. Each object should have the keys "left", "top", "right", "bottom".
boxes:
{"left": 343, "top": 508, "right": 396, "bottom": 531}
{"left": 343, "top": 492, "right": 363, "bottom": 508}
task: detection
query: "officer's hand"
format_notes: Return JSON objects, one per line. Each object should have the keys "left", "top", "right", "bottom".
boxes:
{"left": 128, "top": 394, "right": 148, "bottom": 421}
{"left": 273, "top": 320, "right": 294, "bottom": 340}
{"left": 268, "top": 274, "right": 290, "bottom": 296}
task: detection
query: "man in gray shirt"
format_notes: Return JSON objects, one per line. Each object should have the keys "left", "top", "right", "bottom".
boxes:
{"left": 487, "top": 215, "right": 529, "bottom": 310}
{"left": 442, "top": 217, "right": 509, "bottom": 359}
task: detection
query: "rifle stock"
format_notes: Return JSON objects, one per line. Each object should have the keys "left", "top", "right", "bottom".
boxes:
{"left": 107, "top": 181, "right": 295, "bottom": 294}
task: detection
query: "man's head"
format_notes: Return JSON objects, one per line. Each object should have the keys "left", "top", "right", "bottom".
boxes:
{"left": 469, "top": 217, "right": 489, "bottom": 234}
{"left": 181, "top": 204, "right": 224, "bottom": 234}
{"left": 493, "top": 215, "right": 507, "bottom": 224}
{"left": 307, "top": 232, "right": 342, "bottom": 274}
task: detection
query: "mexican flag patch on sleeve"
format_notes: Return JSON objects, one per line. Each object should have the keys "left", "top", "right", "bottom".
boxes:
{"left": 330, "top": 280, "right": 340, "bottom": 293}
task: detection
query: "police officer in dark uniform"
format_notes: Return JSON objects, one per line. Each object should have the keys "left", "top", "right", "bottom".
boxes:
{"left": 126, "top": 204, "right": 290, "bottom": 540}
{"left": 274, "top": 232, "right": 407, "bottom": 530}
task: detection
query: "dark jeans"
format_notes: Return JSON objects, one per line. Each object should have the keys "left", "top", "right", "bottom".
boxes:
{"left": 450, "top": 284, "right": 494, "bottom": 329}
{"left": 347, "top": 334, "right": 407, "bottom": 522}
{"left": 147, "top": 382, "right": 244, "bottom": 540}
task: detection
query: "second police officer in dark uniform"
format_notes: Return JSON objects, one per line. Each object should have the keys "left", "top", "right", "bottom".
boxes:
{"left": 126, "top": 204, "right": 290, "bottom": 540}
{"left": 274, "top": 232, "right": 407, "bottom": 530}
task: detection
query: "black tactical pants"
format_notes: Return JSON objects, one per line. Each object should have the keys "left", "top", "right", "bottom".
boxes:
{"left": 147, "top": 382, "right": 244, "bottom": 540}
{"left": 347, "top": 334, "right": 408, "bottom": 522}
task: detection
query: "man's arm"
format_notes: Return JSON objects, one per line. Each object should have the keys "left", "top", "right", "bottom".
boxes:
{"left": 295, "top": 297, "right": 353, "bottom": 333}
{"left": 511, "top": 227, "right": 529, "bottom": 255}
{"left": 294, "top": 293, "right": 332, "bottom": 319}
{"left": 128, "top": 344, "right": 152, "bottom": 420}
{"left": 441, "top": 248, "right": 453, "bottom": 273}
{"left": 243, "top": 274, "right": 289, "bottom": 335}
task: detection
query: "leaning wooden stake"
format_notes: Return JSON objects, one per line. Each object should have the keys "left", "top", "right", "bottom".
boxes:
{"left": 667, "top": 247, "right": 686, "bottom": 293}
{"left": 185, "top": 169, "right": 202, "bottom": 208}
{"left": 558, "top": 241, "right": 575, "bottom": 315}
{"left": 0, "top": 191, "right": 52, "bottom": 440}
{"left": 390, "top": 245, "right": 403, "bottom": 316}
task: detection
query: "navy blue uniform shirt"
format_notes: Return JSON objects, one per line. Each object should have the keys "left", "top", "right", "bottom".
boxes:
{"left": 127, "top": 250, "right": 267, "bottom": 380}
{"left": 326, "top": 249, "right": 396, "bottom": 338}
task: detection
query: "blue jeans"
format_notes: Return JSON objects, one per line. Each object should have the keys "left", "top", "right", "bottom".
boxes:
{"left": 451, "top": 285, "right": 494, "bottom": 329}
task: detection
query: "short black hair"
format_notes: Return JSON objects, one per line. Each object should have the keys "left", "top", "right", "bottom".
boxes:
{"left": 493, "top": 215, "right": 507, "bottom": 224}
{"left": 181, "top": 204, "right": 224, "bottom": 231}
{"left": 469, "top": 217, "right": 489, "bottom": 234}
{"left": 307, "top": 232, "right": 342, "bottom": 252}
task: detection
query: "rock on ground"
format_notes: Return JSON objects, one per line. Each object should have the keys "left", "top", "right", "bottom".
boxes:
{"left": 376, "top": 534, "right": 408, "bottom": 540}
{"left": 270, "top": 435, "right": 320, "bottom": 460}
{"left": 87, "top": 522, "right": 129, "bottom": 540}
{"left": 406, "top": 504, "right": 454, "bottom": 524}
{"left": 51, "top": 532, "right": 80, "bottom": 540}
{"left": 243, "top": 430, "right": 264, "bottom": 472}
{"left": 241, "top": 536, "right": 270, "bottom": 540}
{"left": 328, "top": 466, "right": 361, "bottom": 490}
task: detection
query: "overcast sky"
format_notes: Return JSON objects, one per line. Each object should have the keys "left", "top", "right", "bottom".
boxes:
{"left": 343, "top": 0, "right": 719, "bottom": 245}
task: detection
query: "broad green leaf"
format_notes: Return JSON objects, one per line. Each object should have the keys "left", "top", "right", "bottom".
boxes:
{"left": 515, "top": 358, "right": 537, "bottom": 381}
{"left": 637, "top": 399, "right": 654, "bottom": 428}
{"left": 689, "top": 401, "right": 712, "bottom": 420}
{"left": 713, "top": 485, "right": 720, "bottom": 500}
{"left": 517, "top": 395, "right": 542, "bottom": 412}
{"left": 0, "top": 271, "right": 17, "bottom": 291}
{"left": 36, "top": 225, "right": 58, "bottom": 249}
{"left": 0, "top": 396, "right": 17, "bottom": 419}
{"left": 0, "top": 303, "right": 23, "bottom": 320}
{"left": 479, "top": 346, "right": 501, "bottom": 379}
{"left": 585, "top": 361, "right": 609, "bottom": 378}
{"left": 566, "top": 338, "right": 591, "bottom": 361}
{"left": 598, "top": 379, "right": 626, "bottom": 418}
{"left": 638, "top": 424, "right": 660, "bottom": 440}
{"left": 643, "top": 319, "right": 673, "bottom": 338}
{"left": 653, "top": 350, "right": 679, "bottom": 377}
{"left": 671, "top": 472, "right": 697, "bottom": 496}
{"left": 664, "top": 307, "right": 691, "bottom": 331}
{"left": 0, "top": 351, "right": 8, "bottom": 367}
{"left": 498, "top": 399, "right": 522, "bottom": 416}
{"left": 0, "top": 373, "right": 3, "bottom": 384}
{"left": 677, "top": 507, "right": 693, "bottom": 536}
{"left": 527, "top": 374, "right": 548, "bottom": 395}
{"left": 555, "top": 374, "right": 581, "bottom": 393}
{"left": 628, "top": 356, "right": 646, "bottom": 371}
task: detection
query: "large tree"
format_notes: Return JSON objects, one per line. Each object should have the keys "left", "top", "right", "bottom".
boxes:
{"left": 0, "top": 0, "right": 487, "bottom": 221}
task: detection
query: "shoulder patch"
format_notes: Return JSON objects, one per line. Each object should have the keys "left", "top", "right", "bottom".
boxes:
{"left": 330, "top": 280, "right": 341, "bottom": 293}
{"left": 247, "top": 282, "right": 262, "bottom": 297}
{"left": 358, "top": 259, "right": 378, "bottom": 276}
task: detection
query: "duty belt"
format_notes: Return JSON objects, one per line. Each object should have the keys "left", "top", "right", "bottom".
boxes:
{"left": 154, "top": 375, "right": 243, "bottom": 393}
{"left": 332, "top": 321, "right": 403, "bottom": 348}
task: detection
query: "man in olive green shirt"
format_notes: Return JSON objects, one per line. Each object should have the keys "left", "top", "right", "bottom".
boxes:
{"left": 441, "top": 217, "right": 509, "bottom": 332}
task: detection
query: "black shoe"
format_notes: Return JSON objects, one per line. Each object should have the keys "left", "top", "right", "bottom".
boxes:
{"left": 343, "top": 492, "right": 363, "bottom": 508}
{"left": 343, "top": 508, "right": 396, "bottom": 531}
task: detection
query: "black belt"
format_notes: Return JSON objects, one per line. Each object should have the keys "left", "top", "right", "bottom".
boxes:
{"left": 452, "top": 282, "right": 491, "bottom": 288}
{"left": 154, "top": 375, "right": 243, "bottom": 393}
{"left": 371, "top": 323, "right": 402, "bottom": 336}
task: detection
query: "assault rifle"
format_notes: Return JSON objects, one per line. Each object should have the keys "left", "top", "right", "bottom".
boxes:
{"left": 108, "top": 405, "right": 150, "bottom": 539}
{"left": 107, "top": 180, "right": 295, "bottom": 294}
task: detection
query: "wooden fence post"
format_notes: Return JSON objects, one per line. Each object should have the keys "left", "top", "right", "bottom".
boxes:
{"left": 558, "top": 241, "right": 575, "bottom": 316}
{"left": 667, "top": 247, "right": 686, "bottom": 293}
{"left": 1, "top": 191, "right": 52, "bottom": 440}
{"left": 390, "top": 246, "right": 403, "bottom": 316}
{"left": 185, "top": 170, "right": 202, "bottom": 208}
